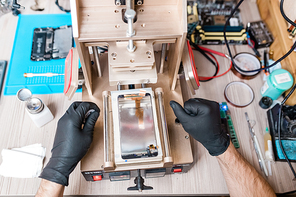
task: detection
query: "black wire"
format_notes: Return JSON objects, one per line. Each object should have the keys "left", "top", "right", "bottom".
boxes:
{"left": 190, "top": 40, "right": 217, "bottom": 66}
{"left": 278, "top": 104, "right": 296, "bottom": 180}
{"left": 223, "top": 0, "right": 296, "bottom": 180}
{"left": 223, "top": 0, "right": 244, "bottom": 69}
{"left": 188, "top": 40, "right": 219, "bottom": 82}
{"left": 224, "top": 0, "right": 296, "bottom": 73}
{"left": 277, "top": 83, "right": 296, "bottom": 180}
{"left": 55, "top": 0, "right": 70, "bottom": 13}
{"left": 282, "top": 85, "right": 296, "bottom": 105}
{"left": 200, "top": 51, "right": 219, "bottom": 82}
{"left": 273, "top": 84, "right": 296, "bottom": 182}
{"left": 280, "top": 0, "right": 296, "bottom": 27}
{"left": 278, "top": 0, "right": 296, "bottom": 180}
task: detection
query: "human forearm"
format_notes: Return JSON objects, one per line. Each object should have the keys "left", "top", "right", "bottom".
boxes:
{"left": 217, "top": 142, "right": 275, "bottom": 197}
{"left": 35, "top": 179, "right": 65, "bottom": 197}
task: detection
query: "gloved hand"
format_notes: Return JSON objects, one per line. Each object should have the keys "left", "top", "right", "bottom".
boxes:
{"left": 40, "top": 102, "right": 100, "bottom": 186}
{"left": 170, "top": 98, "right": 230, "bottom": 156}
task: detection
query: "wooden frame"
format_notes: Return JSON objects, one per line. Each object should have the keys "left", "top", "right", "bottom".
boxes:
{"left": 257, "top": 0, "right": 296, "bottom": 105}
{"left": 70, "top": 0, "right": 187, "bottom": 94}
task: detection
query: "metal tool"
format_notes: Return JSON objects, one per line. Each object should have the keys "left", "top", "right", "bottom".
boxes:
{"left": 159, "top": 43, "right": 167, "bottom": 73}
{"left": 245, "top": 112, "right": 268, "bottom": 177}
{"left": 125, "top": 9, "right": 136, "bottom": 52}
{"left": 24, "top": 73, "right": 64, "bottom": 77}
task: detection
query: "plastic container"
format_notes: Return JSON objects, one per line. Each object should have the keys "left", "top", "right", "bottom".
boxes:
{"left": 264, "top": 128, "right": 274, "bottom": 161}
{"left": 17, "top": 88, "right": 54, "bottom": 127}
{"left": 264, "top": 127, "right": 274, "bottom": 176}
{"left": 261, "top": 69, "right": 293, "bottom": 100}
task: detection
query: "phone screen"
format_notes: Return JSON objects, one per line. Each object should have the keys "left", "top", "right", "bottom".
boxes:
{"left": 118, "top": 93, "right": 158, "bottom": 159}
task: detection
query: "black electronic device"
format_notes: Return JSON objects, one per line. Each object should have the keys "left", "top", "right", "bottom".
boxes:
{"left": 31, "top": 25, "right": 73, "bottom": 61}
{"left": 267, "top": 104, "right": 296, "bottom": 162}
{"left": 246, "top": 21, "right": 273, "bottom": 49}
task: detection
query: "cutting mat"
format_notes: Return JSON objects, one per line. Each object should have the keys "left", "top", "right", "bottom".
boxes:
{"left": 4, "top": 14, "right": 81, "bottom": 95}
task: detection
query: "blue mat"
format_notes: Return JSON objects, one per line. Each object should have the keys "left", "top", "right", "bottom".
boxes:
{"left": 4, "top": 14, "right": 81, "bottom": 95}
{"left": 275, "top": 140, "right": 296, "bottom": 160}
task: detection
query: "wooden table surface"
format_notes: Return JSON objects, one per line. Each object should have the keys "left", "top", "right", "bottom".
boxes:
{"left": 1, "top": 0, "right": 296, "bottom": 196}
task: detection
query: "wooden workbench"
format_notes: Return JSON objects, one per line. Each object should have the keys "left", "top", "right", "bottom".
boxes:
{"left": 0, "top": 0, "right": 296, "bottom": 195}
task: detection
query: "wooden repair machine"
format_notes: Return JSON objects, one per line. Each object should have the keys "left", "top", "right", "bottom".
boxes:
{"left": 67, "top": 0, "right": 199, "bottom": 191}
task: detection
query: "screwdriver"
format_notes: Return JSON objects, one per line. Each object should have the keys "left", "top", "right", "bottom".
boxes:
{"left": 24, "top": 73, "right": 65, "bottom": 77}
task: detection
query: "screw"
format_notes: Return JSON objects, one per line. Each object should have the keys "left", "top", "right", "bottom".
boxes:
{"left": 115, "top": 0, "right": 121, "bottom": 6}
{"left": 185, "top": 135, "right": 189, "bottom": 139}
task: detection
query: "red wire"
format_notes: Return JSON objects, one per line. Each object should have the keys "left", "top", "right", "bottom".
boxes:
{"left": 188, "top": 43, "right": 232, "bottom": 80}
{"left": 200, "top": 61, "right": 233, "bottom": 80}
{"left": 188, "top": 44, "right": 219, "bottom": 80}
{"left": 187, "top": 40, "right": 200, "bottom": 87}
{"left": 198, "top": 46, "right": 226, "bottom": 57}
{"left": 205, "top": 52, "right": 220, "bottom": 75}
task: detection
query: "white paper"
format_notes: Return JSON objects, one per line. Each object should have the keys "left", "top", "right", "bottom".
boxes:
{"left": 0, "top": 144, "right": 46, "bottom": 178}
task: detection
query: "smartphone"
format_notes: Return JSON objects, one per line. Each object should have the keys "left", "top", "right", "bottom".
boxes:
{"left": 118, "top": 93, "right": 158, "bottom": 159}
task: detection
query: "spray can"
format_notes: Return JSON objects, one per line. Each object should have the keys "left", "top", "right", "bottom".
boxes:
{"left": 17, "top": 88, "right": 54, "bottom": 127}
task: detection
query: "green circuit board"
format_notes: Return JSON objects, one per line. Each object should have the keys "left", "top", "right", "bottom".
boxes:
{"left": 220, "top": 102, "right": 240, "bottom": 149}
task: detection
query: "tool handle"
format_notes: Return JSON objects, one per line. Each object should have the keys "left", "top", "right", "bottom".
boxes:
{"left": 24, "top": 73, "right": 64, "bottom": 77}
{"left": 102, "top": 91, "right": 114, "bottom": 170}
{"left": 253, "top": 135, "right": 269, "bottom": 176}
{"left": 155, "top": 88, "right": 173, "bottom": 166}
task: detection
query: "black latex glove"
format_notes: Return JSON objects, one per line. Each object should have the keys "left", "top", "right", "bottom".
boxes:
{"left": 40, "top": 102, "right": 100, "bottom": 186}
{"left": 170, "top": 98, "right": 230, "bottom": 156}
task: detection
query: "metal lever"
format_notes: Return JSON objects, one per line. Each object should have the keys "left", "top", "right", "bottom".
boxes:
{"left": 155, "top": 88, "right": 173, "bottom": 166}
{"left": 126, "top": 0, "right": 135, "bottom": 10}
{"left": 159, "top": 43, "right": 167, "bottom": 73}
{"left": 125, "top": 9, "right": 136, "bottom": 52}
{"left": 103, "top": 91, "right": 114, "bottom": 170}
{"left": 92, "top": 46, "right": 102, "bottom": 77}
